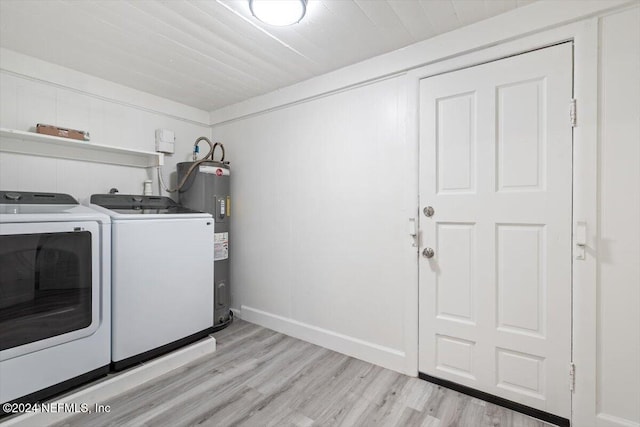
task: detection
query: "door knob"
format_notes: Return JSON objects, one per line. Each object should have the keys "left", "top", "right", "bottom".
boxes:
{"left": 423, "top": 206, "right": 434, "bottom": 217}
{"left": 422, "top": 247, "right": 435, "bottom": 258}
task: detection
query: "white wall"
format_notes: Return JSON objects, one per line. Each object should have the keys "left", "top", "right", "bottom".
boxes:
{"left": 211, "top": 1, "right": 640, "bottom": 425}
{"left": 596, "top": 6, "right": 640, "bottom": 426}
{"left": 213, "top": 75, "right": 417, "bottom": 372}
{"left": 0, "top": 49, "right": 210, "bottom": 201}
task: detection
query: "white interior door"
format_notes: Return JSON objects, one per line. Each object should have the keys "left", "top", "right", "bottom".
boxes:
{"left": 418, "top": 43, "right": 573, "bottom": 418}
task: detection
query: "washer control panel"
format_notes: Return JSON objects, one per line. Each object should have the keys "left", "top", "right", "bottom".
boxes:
{"left": 0, "top": 191, "right": 77, "bottom": 205}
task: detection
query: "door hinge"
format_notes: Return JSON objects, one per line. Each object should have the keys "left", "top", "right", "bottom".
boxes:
{"left": 570, "top": 99, "right": 577, "bottom": 128}
{"left": 569, "top": 362, "right": 576, "bottom": 392}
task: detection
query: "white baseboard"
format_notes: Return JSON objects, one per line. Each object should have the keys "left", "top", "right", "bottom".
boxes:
{"left": 240, "top": 305, "right": 408, "bottom": 375}
{"left": 597, "top": 413, "right": 640, "bottom": 427}
{"left": 2, "top": 337, "right": 216, "bottom": 427}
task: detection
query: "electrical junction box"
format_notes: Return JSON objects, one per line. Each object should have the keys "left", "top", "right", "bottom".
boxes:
{"left": 155, "top": 129, "right": 175, "bottom": 154}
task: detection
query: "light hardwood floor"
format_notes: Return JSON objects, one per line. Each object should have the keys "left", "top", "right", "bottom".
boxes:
{"left": 56, "top": 319, "right": 553, "bottom": 427}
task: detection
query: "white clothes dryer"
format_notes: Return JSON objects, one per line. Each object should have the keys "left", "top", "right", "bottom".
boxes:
{"left": 0, "top": 191, "right": 111, "bottom": 408}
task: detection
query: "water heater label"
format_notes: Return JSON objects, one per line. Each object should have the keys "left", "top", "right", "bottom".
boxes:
{"left": 200, "top": 166, "right": 230, "bottom": 176}
{"left": 214, "top": 232, "right": 229, "bottom": 261}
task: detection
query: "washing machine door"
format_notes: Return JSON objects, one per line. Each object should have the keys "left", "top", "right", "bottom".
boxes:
{"left": 0, "top": 221, "right": 101, "bottom": 361}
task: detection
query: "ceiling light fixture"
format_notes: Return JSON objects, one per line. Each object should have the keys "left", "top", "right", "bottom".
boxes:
{"left": 249, "top": 0, "right": 307, "bottom": 26}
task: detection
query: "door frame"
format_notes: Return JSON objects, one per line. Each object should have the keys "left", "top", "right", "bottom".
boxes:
{"left": 404, "top": 19, "right": 599, "bottom": 426}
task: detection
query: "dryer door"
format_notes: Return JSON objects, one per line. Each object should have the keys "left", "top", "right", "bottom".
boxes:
{"left": 0, "top": 221, "right": 101, "bottom": 361}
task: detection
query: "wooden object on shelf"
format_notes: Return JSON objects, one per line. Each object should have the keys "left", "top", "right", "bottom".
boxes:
{"left": 36, "top": 124, "right": 90, "bottom": 141}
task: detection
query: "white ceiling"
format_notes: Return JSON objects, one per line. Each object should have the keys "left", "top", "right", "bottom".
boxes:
{"left": 0, "top": 0, "right": 535, "bottom": 112}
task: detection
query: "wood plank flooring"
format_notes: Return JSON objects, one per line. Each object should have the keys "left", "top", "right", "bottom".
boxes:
{"left": 55, "top": 319, "right": 553, "bottom": 427}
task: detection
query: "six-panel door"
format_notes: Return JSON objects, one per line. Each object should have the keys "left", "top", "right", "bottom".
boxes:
{"left": 418, "top": 43, "right": 573, "bottom": 417}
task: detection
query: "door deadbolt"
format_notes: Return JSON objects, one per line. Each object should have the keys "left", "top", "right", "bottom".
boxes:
{"left": 422, "top": 247, "right": 435, "bottom": 258}
{"left": 423, "top": 206, "right": 434, "bottom": 217}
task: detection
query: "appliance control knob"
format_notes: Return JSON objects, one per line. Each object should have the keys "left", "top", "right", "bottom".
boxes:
{"left": 4, "top": 192, "right": 21, "bottom": 201}
{"left": 132, "top": 196, "right": 143, "bottom": 202}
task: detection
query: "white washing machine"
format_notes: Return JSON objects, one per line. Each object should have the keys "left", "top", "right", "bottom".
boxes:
{"left": 0, "top": 191, "right": 111, "bottom": 408}
{"left": 89, "top": 194, "right": 214, "bottom": 371}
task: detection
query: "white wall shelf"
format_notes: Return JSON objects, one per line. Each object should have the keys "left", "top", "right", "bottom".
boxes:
{"left": 0, "top": 128, "right": 163, "bottom": 168}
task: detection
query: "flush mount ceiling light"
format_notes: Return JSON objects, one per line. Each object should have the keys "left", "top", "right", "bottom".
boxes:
{"left": 249, "top": 0, "right": 307, "bottom": 26}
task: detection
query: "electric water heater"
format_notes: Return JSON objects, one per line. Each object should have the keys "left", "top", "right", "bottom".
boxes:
{"left": 178, "top": 161, "right": 231, "bottom": 328}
